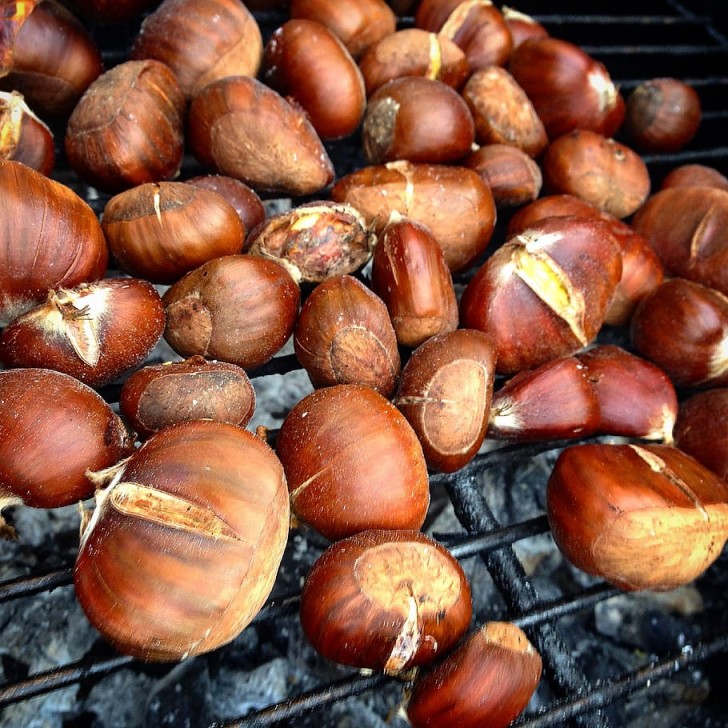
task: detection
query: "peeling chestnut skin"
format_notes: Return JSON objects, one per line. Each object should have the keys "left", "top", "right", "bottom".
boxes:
{"left": 299, "top": 529, "right": 472, "bottom": 673}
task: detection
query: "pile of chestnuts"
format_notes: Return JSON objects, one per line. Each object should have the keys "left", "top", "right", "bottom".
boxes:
{"left": 1, "top": 0, "right": 727, "bottom": 725}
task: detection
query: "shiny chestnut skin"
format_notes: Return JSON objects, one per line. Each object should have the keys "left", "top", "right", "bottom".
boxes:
{"left": 394, "top": 329, "right": 496, "bottom": 472}
{"left": 371, "top": 215, "right": 458, "bottom": 348}
{"left": 0, "top": 368, "right": 134, "bottom": 537}
{"left": 630, "top": 278, "right": 728, "bottom": 389}
{"left": 674, "top": 389, "right": 728, "bottom": 481}
{"left": 299, "top": 529, "right": 472, "bottom": 673}
{"left": 509, "top": 36, "right": 624, "bottom": 140}
{"left": 357, "top": 28, "right": 470, "bottom": 97}
{"left": 547, "top": 443, "right": 728, "bottom": 591}
{"left": 0, "top": 160, "right": 107, "bottom": 326}
{"left": 631, "top": 186, "right": 728, "bottom": 295}
{"left": 407, "top": 621, "right": 543, "bottom": 728}
{"left": 331, "top": 160, "right": 496, "bottom": 273}
{"left": 263, "top": 19, "right": 366, "bottom": 141}
{"left": 625, "top": 78, "right": 701, "bottom": 153}
{"left": 101, "top": 181, "right": 245, "bottom": 284}
{"left": 0, "top": 278, "right": 165, "bottom": 389}
{"left": 130, "top": 0, "right": 262, "bottom": 100}
{"left": 460, "top": 215, "right": 622, "bottom": 375}
{"left": 0, "top": 0, "right": 102, "bottom": 116}
{"left": 0, "top": 91, "right": 54, "bottom": 175}
{"left": 502, "top": 6, "right": 549, "bottom": 48}
{"left": 542, "top": 130, "right": 651, "bottom": 219}
{"left": 461, "top": 66, "right": 548, "bottom": 158}
{"left": 294, "top": 275, "right": 401, "bottom": 397}
{"left": 276, "top": 384, "right": 430, "bottom": 541}
{"left": 74, "top": 420, "right": 290, "bottom": 661}
{"left": 362, "top": 76, "right": 475, "bottom": 164}
{"left": 119, "top": 356, "right": 256, "bottom": 439}
{"left": 659, "top": 164, "right": 728, "bottom": 192}
{"left": 163, "top": 255, "right": 300, "bottom": 371}
{"left": 188, "top": 75, "right": 335, "bottom": 196}
{"left": 65, "top": 60, "right": 185, "bottom": 194}
{"left": 290, "top": 0, "right": 397, "bottom": 58}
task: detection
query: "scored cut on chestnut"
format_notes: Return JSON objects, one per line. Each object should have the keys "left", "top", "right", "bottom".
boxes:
{"left": 74, "top": 420, "right": 290, "bottom": 661}
{"left": 299, "top": 529, "right": 472, "bottom": 673}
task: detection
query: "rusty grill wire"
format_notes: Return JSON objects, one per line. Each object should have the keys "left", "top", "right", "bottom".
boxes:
{"left": 2, "top": 2, "right": 728, "bottom": 727}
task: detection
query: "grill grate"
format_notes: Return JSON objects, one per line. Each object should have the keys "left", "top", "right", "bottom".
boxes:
{"left": 2, "top": 3, "right": 728, "bottom": 727}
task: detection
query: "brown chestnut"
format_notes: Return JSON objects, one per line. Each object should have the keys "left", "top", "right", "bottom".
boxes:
{"left": 101, "top": 181, "right": 245, "bottom": 284}
{"left": 130, "top": 0, "right": 262, "bottom": 100}
{"left": 0, "top": 90, "right": 54, "bottom": 175}
{"left": 163, "top": 255, "right": 300, "bottom": 371}
{"left": 299, "top": 529, "right": 472, "bottom": 673}
{"left": 293, "top": 275, "right": 401, "bottom": 397}
{"left": 659, "top": 164, "right": 728, "bottom": 192}
{"left": 625, "top": 78, "right": 701, "bottom": 153}
{"left": 547, "top": 443, "right": 728, "bottom": 591}
{"left": 0, "top": 160, "right": 107, "bottom": 326}
{"left": 74, "top": 420, "right": 290, "bottom": 661}
{"left": 407, "top": 621, "right": 542, "bottom": 728}
{"left": 65, "top": 60, "right": 185, "bottom": 194}
{"left": 357, "top": 28, "right": 470, "bottom": 97}
{"left": 394, "top": 329, "right": 496, "bottom": 472}
{"left": 275, "top": 384, "right": 430, "bottom": 541}
{"left": 370, "top": 214, "right": 459, "bottom": 348}
{"left": 362, "top": 76, "right": 475, "bottom": 164}
{"left": 502, "top": 6, "right": 549, "bottom": 48}
{"left": 331, "top": 160, "right": 496, "bottom": 273}
{"left": 187, "top": 75, "right": 335, "bottom": 196}
{"left": 0, "top": 278, "right": 165, "bottom": 389}
{"left": 0, "top": 368, "right": 134, "bottom": 537}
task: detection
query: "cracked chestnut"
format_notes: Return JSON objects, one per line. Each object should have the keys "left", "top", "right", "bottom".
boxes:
{"left": 0, "top": 91, "right": 54, "bottom": 175}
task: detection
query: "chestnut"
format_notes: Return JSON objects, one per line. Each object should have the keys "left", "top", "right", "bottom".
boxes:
{"left": 246, "top": 201, "right": 375, "bottom": 283}
{"left": 659, "top": 164, "right": 728, "bottom": 192}
{"left": 461, "top": 66, "right": 548, "bottom": 158}
{"left": 407, "top": 621, "right": 542, "bottom": 728}
{"left": 275, "top": 384, "right": 430, "bottom": 541}
{"left": 547, "top": 443, "right": 728, "bottom": 591}
{"left": 65, "top": 60, "right": 185, "bottom": 194}
{"left": 299, "top": 529, "right": 472, "bottom": 673}
{"left": 506, "top": 194, "right": 603, "bottom": 236}
{"left": 362, "top": 76, "right": 475, "bottom": 164}
{"left": 331, "top": 160, "right": 496, "bottom": 273}
{"left": 394, "top": 329, "right": 496, "bottom": 473}
{"left": 130, "top": 0, "right": 262, "bottom": 100}
{"left": 674, "top": 389, "right": 728, "bottom": 481}
{"left": 263, "top": 19, "right": 366, "bottom": 141}
{"left": 625, "top": 78, "right": 701, "bottom": 153}
{"left": 502, "top": 6, "right": 549, "bottom": 48}
{"left": 0, "top": 278, "right": 165, "bottom": 389}
{"left": 0, "top": 90, "right": 54, "bottom": 175}
{"left": 370, "top": 214, "right": 459, "bottom": 348}
{"left": 0, "top": 368, "right": 134, "bottom": 537}
{"left": 293, "top": 275, "right": 401, "bottom": 397}
{"left": 357, "top": 28, "right": 470, "bottom": 97}
{"left": 289, "top": 0, "right": 397, "bottom": 58}
{"left": 0, "top": 160, "right": 107, "bottom": 326}
{"left": 509, "top": 36, "right": 624, "bottom": 140}
{"left": 542, "top": 129, "right": 651, "bottom": 220}
{"left": 74, "top": 420, "right": 290, "bottom": 661}
{"left": 163, "top": 255, "right": 300, "bottom": 371}
{"left": 460, "top": 215, "right": 622, "bottom": 375}
{"left": 0, "top": 0, "right": 102, "bottom": 116}
{"left": 187, "top": 75, "right": 335, "bottom": 196}
{"left": 101, "top": 181, "right": 245, "bottom": 284}
{"left": 630, "top": 278, "right": 728, "bottom": 389}
{"left": 630, "top": 186, "right": 728, "bottom": 295}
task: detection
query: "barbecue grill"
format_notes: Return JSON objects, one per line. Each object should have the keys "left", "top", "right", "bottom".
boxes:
{"left": 2, "top": 2, "right": 728, "bottom": 727}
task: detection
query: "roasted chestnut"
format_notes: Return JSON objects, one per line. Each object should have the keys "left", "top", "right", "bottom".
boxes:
{"left": 74, "top": 420, "right": 290, "bottom": 661}
{"left": 659, "top": 164, "right": 728, "bottom": 192}
{"left": 502, "top": 6, "right": 549, "bottom": 48}
{"left": 299, "top": 529, "right": 472, "bottom": 673}
{"left": 0, "top": 90, "right": 54, "bottom": 175}
{"left": 275, "top": 384, "right": 430, "bottom": 541}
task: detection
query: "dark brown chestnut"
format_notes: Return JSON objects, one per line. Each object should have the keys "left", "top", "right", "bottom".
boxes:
{"left": 163, "top": 255, "right": 300, "bottom": 371}
{"left": 65, "top": 60, "right": 185, "bottom": 193}
{"left": 293, "top": 275, "right": 401, "bottom": 397}
{"left": 275, "top": 384, "right": 430, "bottom": 541}
{"left": 0, "top": 90, "right": 54, "bottom": 175}
{"left": 502, "top": 6, "right": 549, "bottom": 48}
{"left": 299, "top": 529, "right": 472, "bottom": 673}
